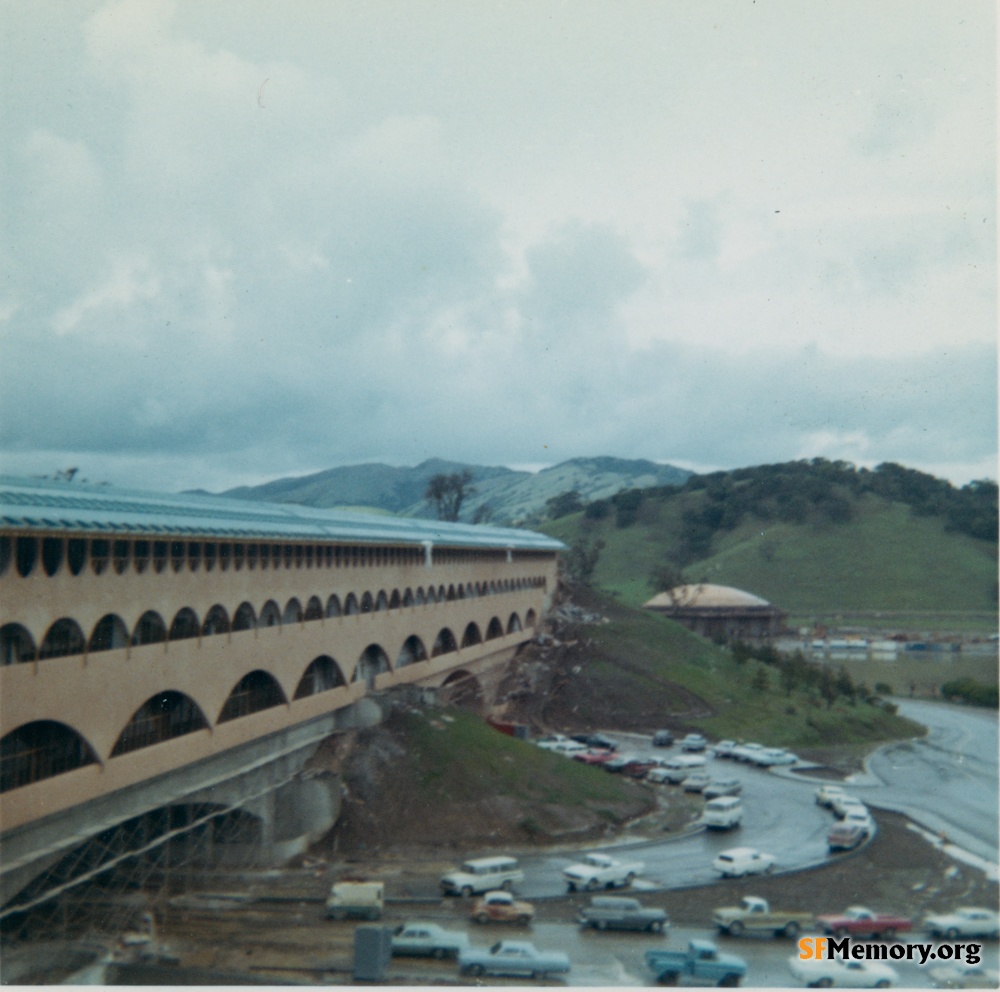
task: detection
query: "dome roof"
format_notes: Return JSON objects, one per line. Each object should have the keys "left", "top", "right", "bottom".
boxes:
{"left": 644, "top": 584, "right": 772, "bottom": 610}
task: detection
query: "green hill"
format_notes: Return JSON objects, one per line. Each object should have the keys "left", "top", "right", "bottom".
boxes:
{"left": 541, "top": 462, "right": 997, "bottom": 630}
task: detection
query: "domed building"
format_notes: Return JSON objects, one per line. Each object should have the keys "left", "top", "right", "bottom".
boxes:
{"left": 643, "top": 584, "right": 786, "bottom": 643}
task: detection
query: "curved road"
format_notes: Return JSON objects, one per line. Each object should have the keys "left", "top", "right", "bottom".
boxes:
{"left": 515, "top": 700, "right": 997, "bottom": 896}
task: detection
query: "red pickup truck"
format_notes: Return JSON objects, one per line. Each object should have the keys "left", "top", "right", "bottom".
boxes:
{"left": 817, "top": 906, "right": 912, "bottom": 939}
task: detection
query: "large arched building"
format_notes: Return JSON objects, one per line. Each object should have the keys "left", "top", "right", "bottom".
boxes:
{"left": 644, "top": 583, "right": 786, "bottom": 642}
{"left": 0, "top": 475, "right": 562, "bottom": 849}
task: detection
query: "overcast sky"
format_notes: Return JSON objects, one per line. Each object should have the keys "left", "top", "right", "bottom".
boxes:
{"left": 1, "top": 0, "right": 995, "bottom": 494}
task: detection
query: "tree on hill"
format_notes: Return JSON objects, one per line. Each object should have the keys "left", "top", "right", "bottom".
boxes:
{"left": 425, "top": 470, "right": 476, "bottom": 521}
{"left": 546, "top": 490, "right": 585, "bottom": 519}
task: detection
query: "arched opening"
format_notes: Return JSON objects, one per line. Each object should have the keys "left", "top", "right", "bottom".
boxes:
{"left": 169, "top": 608, "right": 200, "bottom": 641}
{"left": 41, "top": 537, "right": 64, "bottom": 576}
{"left": 38, "top": 618, "right": 86, "bottom": 660}
{"left": 431, "top": 628, "right": 457, "bottom": 657}
{"left": 389, "top": 589, "right": 401, "bottom": 609}
{"left": 294, "top": 656, "right": 346, "bottom": 699}
{"left": 304, "top": 596, "right": 323, "bottom": 621}
{"left": 506, "top": 613, "right": 523, "bottom": 634}
{"left": 352, "top": 644, "right": 390, "bottom": 690}
{"left": 260, "top": 600, "right": 281, "bottom": 628}
{"left": 440, "top": 670, "right": 483, "bottom": 710}
{"left": 424, "top": 587, "right": 436, "bottom": 605}
{"left": 375, "top": 590, "right": 389, "bottom": 611}
{"left": 525, "top": 608, "right": 538, "bottom": 628}
{"left": 217, "top": 671, "right": 286, "bottom": 723}
{"left": 0, "top": 535, "right": 10, "bottom": 576}
{"left": 402, "top": 588, "right": 414, "bottom": 608}
{"left": 88, "top": 614, "right": 129, "bottom": 653}
{"left": 132, "top": 611, "right": 167, "bottom": 646}
{"left": 232, "top": 602, "right": 257, "bottom": 632}
{"left": 360, "top": 592, "right": 374, "bottom": 614}
{"left": 344, "top": 593, "right": 359, "bottom": 616}
{"left": 446, "top": 584, "right": 457, "bottom": 601}
{"left": 201, "top": 605, "right": 231, "bottom": 637}
{"left": 461, "top": 622, "right": 482, "bottom": 648}
{"left": 110, "top": 692, "right": 209, "bottom": 756}
{"left": 282, "top": 598, "right": 302, "bottom": 624}
{"left": 1, "top": 623, "right": 36, "bottom": 665}
{"left": 326, "top": 595, "right": 342, "bottom": 618}
{"left": 486, "top": 617, "right": 504, "bottom": 640}
{"left": 1, "top": 721, "right": 98, "bottom": 792}
{"left": 16, "top": 536, "right": 38, "bottom": 577}
{"left": 395, "top": 635, "right": 428, "bottom": 668}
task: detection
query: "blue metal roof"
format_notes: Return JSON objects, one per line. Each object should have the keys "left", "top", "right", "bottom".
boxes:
{"left": 0, "top": 476, "right": 565, "bottom": 552}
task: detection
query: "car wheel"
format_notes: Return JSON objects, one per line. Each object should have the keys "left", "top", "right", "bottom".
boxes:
{"left": 783, "top": 922, "right": 800, "bottom": 939}
{"left": 596, "top": 920, "right": 607, "bottom": 931}
{"left": 875, "top": 982, "right": 890, "bottom": 989}
{"left": 585, "top": 878, "right": 599, "bottom": 891}
{"left": 658, "top": 971, "right": 680, "bottom": 985}
{"left": 727, "top": 921, "right": 744, "bottom": 937}
{"left": 566, "top": 882, "right": 577, "bottom": 893}
{"left": 475, "top": 913, "right": 489, "bottom": 924}
{"left": 945, "top": 927, "right": 960, "bottom": 940}
{"left": 461, "top": 886, "right": 473, "bottom": 898}
{"left": 718, "top": 973, "right": 740, "bottom": 987}
{"left": 815, "top": 979, "right": 833, "bottom": 989}
{"left": 469, "top": 964, "right": 485, "bottom": 977}
{"left": 649, "top": 920, "right": 663, "bottom": 933}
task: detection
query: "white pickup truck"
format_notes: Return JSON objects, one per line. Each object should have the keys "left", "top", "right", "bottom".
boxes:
{"left": 562, "top": 852, "right": 643, "bottom": 892}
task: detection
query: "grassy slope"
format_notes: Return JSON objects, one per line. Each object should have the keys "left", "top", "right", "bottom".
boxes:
{"left": 543, "top": 493, "right": 998, "bottom": 624}
{"left": 569, "top": 593, "right": 924, "bottom": 747}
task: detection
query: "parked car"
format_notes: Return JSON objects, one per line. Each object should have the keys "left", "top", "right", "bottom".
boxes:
{"left": 620, "top": 758, "right": 658, "bottom": 779}
{"left": 924, "top": 907, "right": 1000, "bottom": 940}
{"left": 578, "top": 896, "right": 669, "bottom": 933}
{"left": 712, "top": 896, "right": 814, "bottom": 938}
{"left": 817, "top": 906, "right": 912, "bottom": 939}
{"left": 573, "top": 750, "right": 616, "bottom": 766}
{"left": 680, "top": 733, "right": 708, "bottom": 751}
{"left": 713, "top": 847, "right": 776, "bottom": 878}
{"left": 563, "top": 852, "right": 643, "bottom": 892}
{"left": 842, "top": 807, "right": 875, "bottom": 835}
{"left": 645, "top": 940, "right": 746, "bottom": 987}
{"left": 391, "top": 922, "right": 469, "bottom": 958}
{"left": 652, "top": 730, "right": 675, "bottom": 747}
{"left": 788, "top": 954, "right": 898, "bottom": 988}
{"left": 929, "top": 963, "right": 1000, "bottom": 988}
{"left": 704, "top": 778, "right": 742, "bottom": 799}
{"left": 657, "top": 754, "right": 708, "bottom": 783}
{"left": 602, "top": 753, "right": 641, "bottom": 773}
{"left": 732, "top": 742, "right": 765, "bottom": 763}
{"left": 571, "top": 733, "right": 617, "bottom": 751}
{"left": 324, "top": 881, "right": 384, "bottom": 920}
{"left": 458, "top": 940, "right": 570, "bottom": 979}
{"left": 683, "top": 770, "right": 713, "bottom": 792}
{"left": 470, "top": 890, "right": 535, "bottom": 925}
{"left": 815, "top": 783, "right": 849, "bottom": 807}
{"left": 534, "top": 734, "right": 572, "bottom": 750}
{"left": 440, "top": 856, "right": 524, "bottom": 897}
{"left": 751, "top": 747, "right": 798, "bottom": 766}
{"left": 703, "top": 796, "right": 744, "bottom": 829}
{"left": 713, "top": 739, "right": 739, "bottom": 758}
{"left": 827, "top": 821, "right": 868, "bottom": 851}
{"left": 830, "top": 793, "right": 866, "bottom": 817}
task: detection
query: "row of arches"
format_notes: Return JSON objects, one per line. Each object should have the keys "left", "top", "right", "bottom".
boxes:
{"left": 1, "top": 624, "right": 500, "bottom": 792}
{"left": 0, "top": 579, "right": 542, "bottom": 664}
{"left": 1, "top": 533, "right": 550, "bottom": 580}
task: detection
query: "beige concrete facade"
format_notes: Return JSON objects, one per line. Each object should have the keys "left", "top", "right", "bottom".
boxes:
{"left": 1, "top": 526, "right": 559, "bottom": 836}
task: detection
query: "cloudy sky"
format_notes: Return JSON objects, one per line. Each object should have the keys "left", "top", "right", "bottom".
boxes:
{"left": 1, "top": 0, "right": 995, "bottom": 494}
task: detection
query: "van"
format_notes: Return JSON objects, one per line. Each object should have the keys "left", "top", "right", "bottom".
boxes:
{"left": 440, "top": 856, "right": 524, "bottom": 896}
{"left": 325, "top": 880, "right": 384, "bottom": 920}
{"left": 703, "top": 796, "right": 743, "bottom": 829}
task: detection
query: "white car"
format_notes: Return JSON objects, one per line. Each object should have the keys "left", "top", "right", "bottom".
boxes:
{"left": 842, "top": 808, "right": 874, "bottom": 835}
{"left": 929, "top": 963, "right": 1000, "bottom": 989}
{"left": 816, "top": 784, "right": 848, "bottom": 807}
{"left": 712, "top": 847, "right": 776, "bottom": 877}
{"left": 830, "top": 793, "right": 865, "bottom": 817}
{"left": 732, "top": 742, "right": 765, "bottom": 763}
{"left": 788, "top": 955, "right": 898, "bottom": 988}
{"left": 924, "top": 907, "right": 1000, "bottom": 940}
{"left": 753, "top": 747, "right": 797, "bottom": 766}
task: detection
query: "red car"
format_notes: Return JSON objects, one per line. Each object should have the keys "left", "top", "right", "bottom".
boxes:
{"left": 817, "top": 906, "right": 912, "bottom": 938}
{"left": 573, "top": 750, "right": 615, "bottom": 766}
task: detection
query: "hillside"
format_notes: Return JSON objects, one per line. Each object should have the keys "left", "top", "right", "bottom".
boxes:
{"left": 219, "top": 456, "right": 690, "bottom": 523}
{"left": 541, "top": 462, "right": 998, "bottom": 628}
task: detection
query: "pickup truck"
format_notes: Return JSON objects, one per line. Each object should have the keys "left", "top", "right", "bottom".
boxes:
{"left": 645, "top": 939, "right": 747, "bottom": 987}
{"left": 562, "top": 852, "right": 643, "bottom": 892}
{"left": 712, "top": 896, "right": 814, "bottom": 938}
{"left": 458, "top": 940, "right": 571, "bottom": 979}
{"left": 817, "top": 906, "right": 912, "bottom": 939}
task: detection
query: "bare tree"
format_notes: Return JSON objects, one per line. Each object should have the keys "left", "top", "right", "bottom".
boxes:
{"left": 425, "top": 470, "right": 476, "bottom": 522}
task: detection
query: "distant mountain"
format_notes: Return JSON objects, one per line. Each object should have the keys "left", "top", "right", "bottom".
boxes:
{"left": 220, "top": 456, "right": 691, "bottom": 523}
